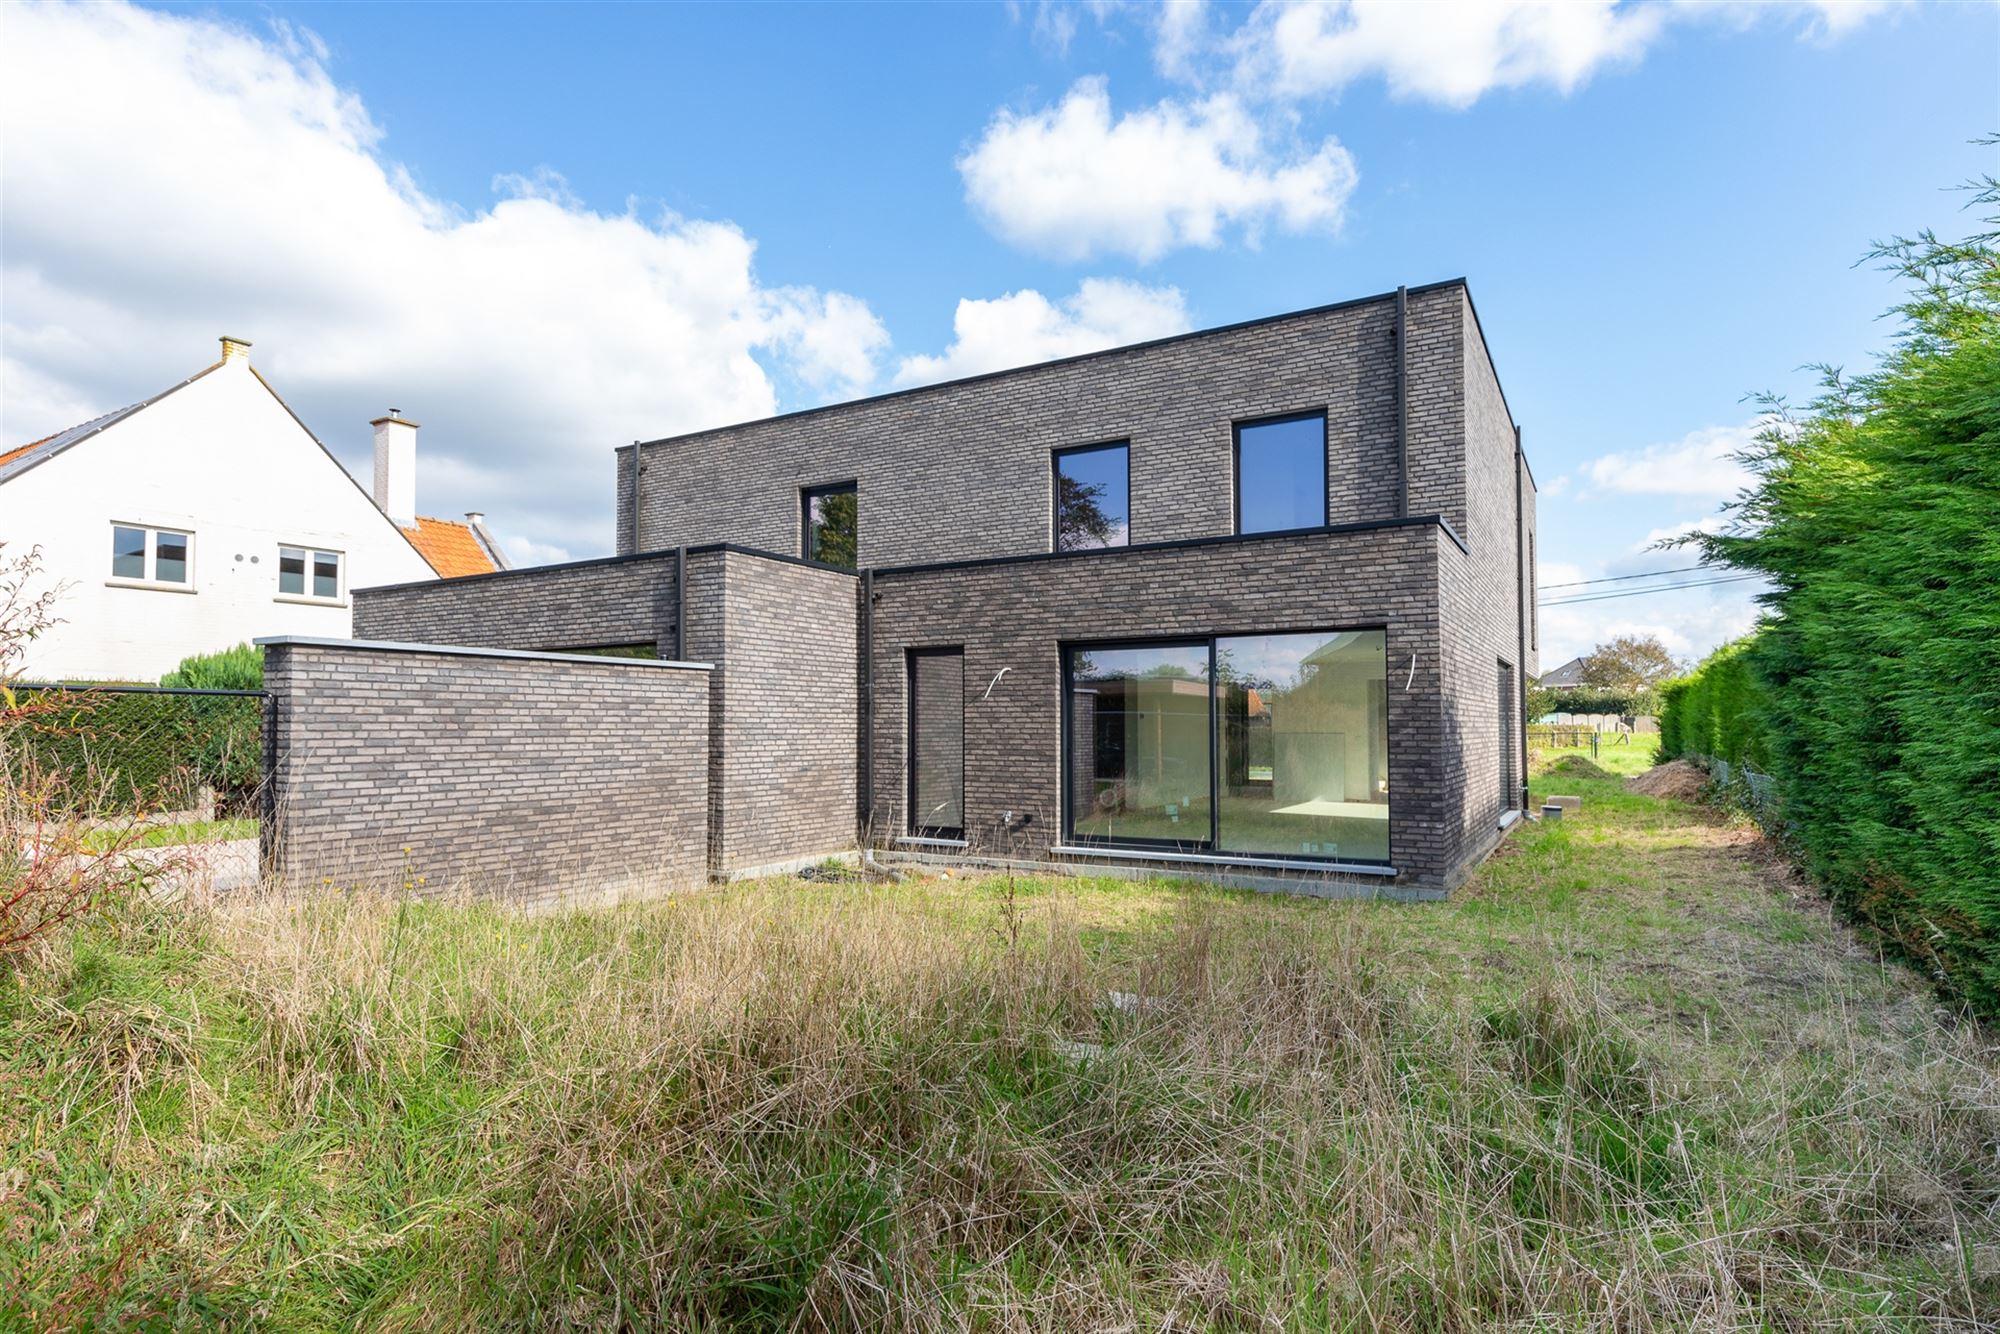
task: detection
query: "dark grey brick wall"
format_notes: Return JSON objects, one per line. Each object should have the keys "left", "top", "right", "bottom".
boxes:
{"left": 620, "top": 286, "right": 1468, "bottom": 566}
{"left": 682, "top": 549, "right": 859, "bottom": 873}
{"left": 353, "top": 552, "right": 680, "bottom": 657}
{"left": 1441, "top": 288, "right": 1533, "bottom": 858}
{"left": 262, "top": 639, "right": 710, "bottom": 904}
{"left": 865, "top": 522, "right": 1485, "bottom": 887}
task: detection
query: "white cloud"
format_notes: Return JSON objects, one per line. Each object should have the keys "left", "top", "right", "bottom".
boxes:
{"left": 0, "top": 1, "right": 890, "bottom": 559}
{"left": 894, "top": 279, "right": 1190, "bottom": 387}
{"left": 1534, "top": 519, "right": 1767, "bottom": 665}
{"left": 1636, "top": 514, "right": 1729, "bottom": 550}
{"left": 1231, "top": 0, "right": 1664, "bottom": 108}
{"left": 1154, "top": 0, "right": 1212, "bottom": 80}
{"left": 1152, "top": 1, "right": 1902, "bottom": 109}
{"left": 1578, "top": 422, "right": 1764, "bottom": 500}
{"left": 957, "top": 78, "right": 1357, "bottom": 262}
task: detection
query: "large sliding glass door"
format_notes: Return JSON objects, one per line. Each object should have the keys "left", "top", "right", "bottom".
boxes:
{"left": 1065, "top": 643, "right": 1212, "bottom": 849}
{"left": 1065, "top": 629, "right": 1390, "bottom": 865}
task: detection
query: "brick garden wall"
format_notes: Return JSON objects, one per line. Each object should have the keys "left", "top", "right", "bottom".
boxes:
{"left": 681, "top": 548, "right": 860, "bottom": 874}
{"left": 261, "top": 638, "right": 711, "bottom": 904}
{"left": 353, "top": 551, "right": 681, "bottom": 657}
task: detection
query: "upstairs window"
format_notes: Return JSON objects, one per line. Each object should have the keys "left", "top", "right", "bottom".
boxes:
{"left": 1234, "top": 412, "right": 1327, "bottom": 535}
{"left": 279, "top": 547, "right": 343, "bottom": 601}
{"left": 110, "top": 524, "right": 191, "bottom": 585}
{"left": 1054, "top": 441, "right": 1130, "bottom": 552}
{"left": 802, "top": 481, "right": 857, "bottom": 568}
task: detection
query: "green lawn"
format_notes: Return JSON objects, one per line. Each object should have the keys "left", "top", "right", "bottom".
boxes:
{"left": 3, "top": 746, "right": 1994, "bottom": 1329}
{"left": 79, "top": 816, "right": 257, "bottom": 853}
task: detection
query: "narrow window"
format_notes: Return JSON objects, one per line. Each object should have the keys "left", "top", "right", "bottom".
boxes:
{"left": 908, "top": 648, "right": 964, "bottom": 838}
{"left": 153, "top": 531, "right": 189, "bottom": 583}
{"left": 802, "top": 481, "right": 857, "bottom": 568}
{"left": 1499, "top": 660, "right": 1518, "bottom": 813}
{"left": 1053, "top": 442, "right": 1129, "bottom": 551}
{"left": 312, "top": 550, "right": 341, "bottom": 599}
{"left": 1065, "top": 643, "right": 1212, "bottom": 849}
{"left": 111, "top": 526, "right": 147, "bottom": 580}
{"left": 1234, "top": 413, "right": 1327, "bottom": 535}
{"left": 110, "top": 524, "right": 191, "bottom": 584}
{"left": 1215, "top": 630, "right": 1389, "bottom": 864}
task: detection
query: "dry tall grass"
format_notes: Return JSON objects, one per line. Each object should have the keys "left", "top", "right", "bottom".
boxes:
{"left": 7, "top": 832, "right": 1998, "bottom": 1330}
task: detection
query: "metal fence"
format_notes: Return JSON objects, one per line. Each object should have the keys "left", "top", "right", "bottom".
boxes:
{"left": 1711, "top": 756, "right": 1782, "bottom": 830}
{"left": 3, "top": 684, "right": 269, "bottom": 824}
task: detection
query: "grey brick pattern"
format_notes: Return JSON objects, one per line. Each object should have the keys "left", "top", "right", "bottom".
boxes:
{"left": 1439, "top": 288, "right": 1534, "bottom": 860}
{"left": 320, "top": 278, "right": 1538, "bottom": 898}
{"left": 621, "top": 287, "right": 1447, "bottom": 566}
{"left": 866, "top": 523, "right": 1489, "bottom": 887}
{"left": 354, "top": 552, "right": 679, "bottom": 657}
{"left": 1404, "top": 284, "right": 1469, "bottom": 539}
{"left": 262, "top": 640, "right": 710, "bottom": 904}
{"left": 682, "top": 549, "right": 860, "bottom": 874}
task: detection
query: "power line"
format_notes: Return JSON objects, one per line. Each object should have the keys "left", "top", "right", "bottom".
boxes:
{"left": 1539, "top": 574, "right": 1762, "bottom": 608}
{"left": 1540, "top": 563, "right": 1715, "bottom": 590}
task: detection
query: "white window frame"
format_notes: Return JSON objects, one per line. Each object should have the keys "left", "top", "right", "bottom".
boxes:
{"left": 106, "top": 522, "right": 195, "bottom": 591}
{"left": 275, "top": 545, "right": 346, "bottom": 605}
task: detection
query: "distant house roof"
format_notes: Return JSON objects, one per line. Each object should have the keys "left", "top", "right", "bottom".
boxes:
{"left": 1538, "top": 656, "right": 1588, "bottom": 687}
{"left": 0, "top": 366, "right": 222, "bottom": 483}
{"left": 400, "top": 516, "right": 502, "bottom": 578}
{"left": 5, "top": 344, "right": 506, "bottom": 581}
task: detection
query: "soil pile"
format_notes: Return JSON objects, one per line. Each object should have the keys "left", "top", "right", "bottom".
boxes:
{"left": 1627, "top": 760, "right": 1708, "bottom": 800}
{"left": 1545, "top": 754, "right": 1616, "bottom": 782}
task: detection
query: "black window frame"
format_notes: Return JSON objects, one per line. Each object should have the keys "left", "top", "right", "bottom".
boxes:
{"left": 1060, "top": 636, "right": 1216, "bottom": 855}
{"left": 1059, "top": 623, "right": 1393, "bottom": 866}
{"left": 1051, "top": 439, "right": 1132, "bottom": 554}
{"left": 906, "top": 645, "right": 966, "bottom": 840}
{"left": 800, "top": 479, "right": 858, "bottom": 567}
{"left": 1231, "top": 410, "right": 1329, "bottom": 537}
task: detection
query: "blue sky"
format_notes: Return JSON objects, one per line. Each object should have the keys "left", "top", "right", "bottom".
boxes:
{"left": 3, "top": 1, "right": 1995, "bottom": 663}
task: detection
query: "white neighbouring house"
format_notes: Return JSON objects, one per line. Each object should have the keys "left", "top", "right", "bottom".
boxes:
{"left": 0, "top": 337, "right": 508, "bottom": 682}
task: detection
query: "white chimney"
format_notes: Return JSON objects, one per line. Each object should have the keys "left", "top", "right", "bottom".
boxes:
{"left": 371, "top": 410, "right": 418, "bottom": 528}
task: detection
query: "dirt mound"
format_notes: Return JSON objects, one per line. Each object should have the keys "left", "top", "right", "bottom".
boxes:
{"left": 1626, "top": 760, "right": 1708, "bottom": 800}
{"left": 1545, "top": 754, "right": 1616, "bottom": 782}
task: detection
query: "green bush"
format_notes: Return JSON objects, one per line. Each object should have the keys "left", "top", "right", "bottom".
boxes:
{"left": 1679, "top": 172, "right": 2000, "bottom": 1013}
{"left": 3, "top": 645, "right": 266, "bottom": 816}
{"left": 1530, "top": 684, "right": 1657, "bottom": 720}
{"left": 159, "top": 642, "right": 262, "bottom": 690}
{"left": 1655, "top": 640, "right": 1768, "bottom": 772}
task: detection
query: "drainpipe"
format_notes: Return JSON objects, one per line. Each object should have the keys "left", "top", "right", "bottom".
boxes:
{"left": 628, "top": 441, "right": 644, "bottom": 555}
{"left": 674, "top": 545, "right": 687, "bottom": 660}
{"left": 1514, "top": 425, "right": 1531, "bottom": 814}
{"left": 859, "top": 568, "right": 874, "bottom": 840}
{"left": 1394, "top": 285, "right": 1409, "bottom": 519}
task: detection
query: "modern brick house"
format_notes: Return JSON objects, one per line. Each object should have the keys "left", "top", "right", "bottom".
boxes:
{"left": 339, "top": 279, "right": 1536, "bottom": 896}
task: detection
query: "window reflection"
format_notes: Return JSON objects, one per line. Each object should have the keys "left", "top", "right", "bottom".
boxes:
{"left": 1235, "top": 414, "right": 1326, "bottom": 534}
{"left": 1216, "top": 631, "right": 1388, "bottom": 862}
{"left": 1067, "top": 643, "right": 1211, "bottom": 847}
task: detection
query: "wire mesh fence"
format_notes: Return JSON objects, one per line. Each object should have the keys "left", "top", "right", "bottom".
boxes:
{"left": 1711, "top": 757, "right": 1781, "bottom": 831}
{"left": 3, "top": 684, "right": 268, "bottom": 824}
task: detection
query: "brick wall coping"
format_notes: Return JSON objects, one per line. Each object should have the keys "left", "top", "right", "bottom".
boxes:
{"left": 253, "top": 635, "right": 714, "bottom": 672}
{"left": 872, "top": 512, "right": 1467, "bottom": 581}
